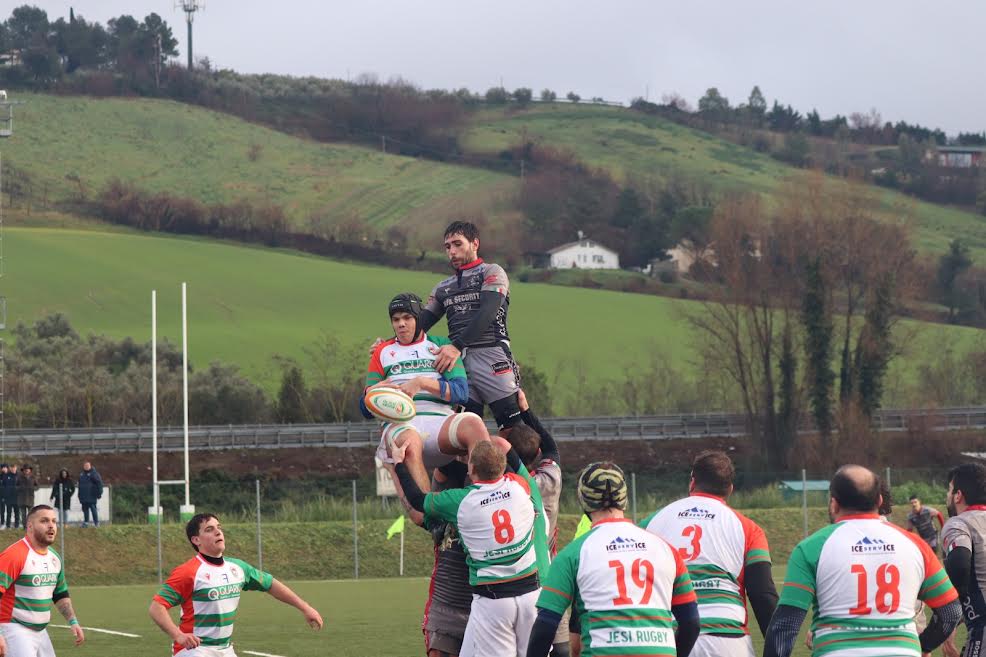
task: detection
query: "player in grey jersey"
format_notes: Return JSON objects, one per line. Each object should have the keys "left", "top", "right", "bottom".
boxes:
{"left": 418, "top": 221, "right": 525, "bottom": 430}
{"left": 942, "top": 463, "right": 986, "bottom": 657}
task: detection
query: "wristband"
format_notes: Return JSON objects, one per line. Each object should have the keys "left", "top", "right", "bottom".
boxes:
{"left": 69, "top": 619, "right": 79, "bottom": 626}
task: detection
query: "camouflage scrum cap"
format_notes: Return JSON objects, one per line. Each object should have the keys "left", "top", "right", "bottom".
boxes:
{"left": 577, "top": 462, "right": 628, "bottom": 513}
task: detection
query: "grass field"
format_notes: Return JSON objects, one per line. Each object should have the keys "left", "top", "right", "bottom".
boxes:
{"left": 3, "top": 93, "right": 516, "bottom": 232}
{"left": 3, "top": 225, "right": 983, "bottom": 406}
{"left": 462, "top": 104, "right": 986, "bottom": 261}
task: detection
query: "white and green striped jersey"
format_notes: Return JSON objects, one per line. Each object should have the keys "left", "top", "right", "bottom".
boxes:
{"left": 424, "top": 463, "right": 549, "bottom": 586}
{"left": 0, "top": 538, "right": 68, "bottom": 631}
{"left": 366, "top": 334, "right": 466, "bottom": 416}
{"left": 779, "top": 514, "right": 957, "bottom": 657}
{"left": 153, "top": 554, "right": 273, "bottom": 655}
{"left": 641, "top": 493, "right": 771, "bottom": 635}
{"left": 537, "top": 518, "right": 696, "bottom": 657}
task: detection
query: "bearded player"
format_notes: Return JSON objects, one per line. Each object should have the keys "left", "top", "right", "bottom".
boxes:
{"left": 149, "top": 513, "right": 322, "bottom": 656}
{"left": 362, "top": 293, "right": 492, "bottom": 519}
{"left": 0, "top": 505, "right": 84, "bottom": 657}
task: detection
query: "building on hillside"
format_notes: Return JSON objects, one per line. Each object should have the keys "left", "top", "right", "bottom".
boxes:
{"left": 932, "top": 145, "right": 986, "bottom": 168}
{"left": 662, "top": 240, "right": 717, "bottom": 275}
{"left": 547, "top": 234, "right": 620, "bottom": 269}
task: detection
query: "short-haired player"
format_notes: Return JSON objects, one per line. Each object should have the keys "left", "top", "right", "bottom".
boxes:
{"left": 149, "top": 514, "right": 322, "bottom": 656}
{"left": 641, "top": 450, "right": 777, "bottom": 657}
{"left": 0, "top": 505, "right": 84, "bottom": 657}
{"left": 363, "top": 293, "right": 492, "bottom": 521}
{"left": 941, "top": 462, "right": 986, "bottom": 657}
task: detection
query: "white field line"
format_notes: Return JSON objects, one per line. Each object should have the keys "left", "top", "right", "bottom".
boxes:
{"left": 50, "top": 624, "right": 140, "bottom": 638}
{"left": 243, "top": 651, "right": 289, "bottom": 657}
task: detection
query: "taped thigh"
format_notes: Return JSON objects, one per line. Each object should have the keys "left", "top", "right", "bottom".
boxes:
{"left": 446, "top": 412, "right": 482, "bottom": 450}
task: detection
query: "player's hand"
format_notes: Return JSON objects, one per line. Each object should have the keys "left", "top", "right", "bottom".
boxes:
{"left": 301, "top": 604, "right": 324, "bottom": 630}
{"left": 0, "top": 634, "right": 7, "bottom": 657}
{"left": 397, "top": 378, "right": 423, "bottom": 397}
{"left": 368, "top": 378, "right": 394, "bottom": 391}
{"left": 804, "top": 632, "right": 813, "bottom": 650}
{"left": 70, "top": 623, "right": 85, "bottom": 646}
{"left": 942, "top": 637, "right": 960, "bottom": 657}
{"left": 391, "top": 440, "right": 409, "bottom": 464}
{"left": 172, "top": 632, "right": 202, "bottom": 650}
{"left": 368, "top": 337, "right": 385, "bottom": 356}
{"left": 431, "top": 344, "right": 460, "bottom": 373}
{"left": 517, "top": 389, "right": 529, "bottom": 412}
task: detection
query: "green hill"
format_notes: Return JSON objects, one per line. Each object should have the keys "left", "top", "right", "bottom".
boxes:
{"left": 462, "top": 104, "right": 986, "bottom": 261}
{"left": 3, "top": 93, "right": 517, "bottom": 234}
{"left": 2, "top": 225, "right": 980, "bottom": 411}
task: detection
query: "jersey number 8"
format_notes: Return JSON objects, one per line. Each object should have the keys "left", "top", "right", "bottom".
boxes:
{"left": 849, "top": 563, "right": 901, "bottom": 615}
{"left": 491, "top": 510, "right": 515, "bottom": 545}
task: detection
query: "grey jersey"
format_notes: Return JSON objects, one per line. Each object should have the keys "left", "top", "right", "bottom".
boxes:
{"left": 942, "top": 510, "right": 986, "bottom": 626}
{"left": 425, "top": 260, "right": 510, "bottom": 347}
{"left": 533, "top": 459, "right": 562, "bottom": 555}
{"left": 908, "top": 506, "right": 942, "bottom": 546}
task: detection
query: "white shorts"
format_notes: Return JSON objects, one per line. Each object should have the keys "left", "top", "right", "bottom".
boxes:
{"left": 175, "top": 646, "right": 236, "bottom": 657}
{"left": 1, "top": 623, "right": 55, "bottom": 657}
{"left": 375, "top": 413, "right": 456, "bottom": 470}
{"left": 689, "top": 634, "right": 754, "bottom": 657}
{"left": 459, "top": 590, "right": 539, "bottom": 657}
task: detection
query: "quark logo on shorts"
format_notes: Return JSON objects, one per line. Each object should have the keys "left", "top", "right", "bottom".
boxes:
{"left": 851, "top": 537, "right": 895, "bottom": 554}
{"left": 480, "top": 490, "right": 511, "bottom": 506}
{"left": 677, "top": 507, "right": 716, "bottom": 520}
{"left": 606, "top": 536, "right": 648, "bottom": 553}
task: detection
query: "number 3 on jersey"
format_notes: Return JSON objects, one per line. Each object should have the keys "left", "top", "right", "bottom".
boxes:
{"left": 850, "top": 563, "right": 900, "bottom": 615}
{"left": 492, "top": 509, "right": 515, "bottom": 544}
{"left": 678, "top": 525, "right": 703, "bottom": 562}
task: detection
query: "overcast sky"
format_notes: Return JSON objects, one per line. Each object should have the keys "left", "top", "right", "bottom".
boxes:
{"left": 19, "top": 1, "right": 986, "bottom": 135}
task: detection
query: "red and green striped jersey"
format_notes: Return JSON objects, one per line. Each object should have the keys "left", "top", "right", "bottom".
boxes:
{"left": 366, "top": 334, "right": 466, "bottom": 416}
{"left": 779, "top": 514, "right": 957, "bottom": 657}
{"left": 538, "top": 518, "right": 696, "bottom": 657}
{"left": 0, "top": 538, "right": 68, "bottom": 631}
{"left": 153, "top": 554, "right": 273, "bottom": 655}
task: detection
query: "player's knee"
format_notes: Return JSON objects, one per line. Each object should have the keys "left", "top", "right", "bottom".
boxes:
{"left": 447, "top": 412, "right": 486, "bottom": 450}
{"left": 393, "top": 428, "right": 424, "bottom": 455}
{"left": 489, "top": 393, "right": 522, "bottom": 430}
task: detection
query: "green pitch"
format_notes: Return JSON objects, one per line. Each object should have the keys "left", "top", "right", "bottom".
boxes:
{"left": 50, "top": 572, "right": 961, "bottom": 657}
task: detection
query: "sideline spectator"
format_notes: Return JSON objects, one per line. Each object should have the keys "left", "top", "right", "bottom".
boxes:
{"left": 51, "top": 468, "right": 75, "bottom": 525}
{"left": 15, "top": 465, "right": 38, "bottom": 528}
{"left": 1, "top": 465, "right": 17, "bottom": 528}
{"left": 78, "top": 461, "right": 103, "bottom": 527}
{"left": 0, "top": 465, "right": 10, "bottom": 528}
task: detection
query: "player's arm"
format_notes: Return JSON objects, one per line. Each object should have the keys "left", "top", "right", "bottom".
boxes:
{"left": 913, "top": 534, "right": 961, "bottom": 652}
{"left": 741, "top": 520, "right": 778, "bottom": 636}
{"left": 149, "top": 600, "right": 200, "bottom": 650}
{"left": 763, "top": 542, "right": 816, "bottom": 657}
{"left": 942, "top": 519, "right": 974, "bottom": 599}
{"left": 52, "top": 566, "right": 84, "bottom": 646}
{"left": 434, "top": 266, "right": 509, "bottom": 371}
{"left": 266, "top": 579, "right": 323, "bottom": 630}
{"left": 669, "top": 546, "right": 699, "bottom": 657}
{"left": 526, "top": 547, "right": 578, "bottom": 657}
{"left": 518, "top": 397, "right": 559, "bottom": 463}
{"left": 150, "top": 567, "right": 200, "bottom": 650}
{"left": 420, "top": 285, "right": 444, "bottom": 333}
{"left": 359, "top": 345, "right": 388, "bottom": 419}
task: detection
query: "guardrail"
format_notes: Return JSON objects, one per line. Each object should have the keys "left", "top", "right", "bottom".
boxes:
{"left": 0, "top": 407, "right": 983, "bottom": 456}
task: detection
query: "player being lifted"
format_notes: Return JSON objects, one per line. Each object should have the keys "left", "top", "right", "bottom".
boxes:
{"left": 0, "top": 505, "right": 84, "bottom": 657}
{"left": 362, "top": 293, "right": 492, "bottom": 518}
{"left": 526, "top": 462, "right": 700, "bottom": 657}
{"left": 149, "top": 513, "right": 322, "bottom": 656}
{"left": 394, "top": 439, "right": 549, "bottom": 657}
{"left": 765, "top": 465, "right": 961, "bottom": 657}
{"left": 641, "top": 450, "right": 777, "bottom": 657}
{"left": 418, "top": 221, "right": 526, "bottom": 430}
{"left": 941, "top": 463, "right": 986, "bottom": 657}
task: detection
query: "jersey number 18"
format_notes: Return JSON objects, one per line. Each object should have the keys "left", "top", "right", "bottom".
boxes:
{"left": 849, "top": 563, "right": 901, "bottom": 615}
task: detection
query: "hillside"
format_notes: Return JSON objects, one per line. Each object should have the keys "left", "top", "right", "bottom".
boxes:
{"left": 2, "top": 225, "right": 981, "bottom": 411}
{"left": 461, "top": 104, "right": 986, "bottom": 261}
{"left": 2, "top": 93, "right": 517, "bottom": 236}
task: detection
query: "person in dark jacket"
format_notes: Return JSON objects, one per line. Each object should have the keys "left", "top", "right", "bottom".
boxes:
{"left": 0, "top": 464, "right": 10, "bottom": 528}
{"left": 51, "top": 468, "right": 75, "bottom": 524}
{"left": 78, "top": 461, "right": 103, "bottom": 527}
{"left": 1, "top": 464, "right": 17, "bottom": 528}
{"left": 15, "top": 464, "right": 38, "bottom": 528}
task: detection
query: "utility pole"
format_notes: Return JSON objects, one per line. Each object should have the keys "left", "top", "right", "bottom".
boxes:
{"left": 177, "top": 1, "right": 204, "bottom": 71}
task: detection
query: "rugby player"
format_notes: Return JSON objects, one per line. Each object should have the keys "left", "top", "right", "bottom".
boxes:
{"left": 764, "top": 465, "right": 961, "bottom": 657}
{"left": 941, "top": 462, "right": 986, "bottom": 657}
{"left": 418, "top": 221, "right": 525, "bottom": 430}
{"left": 393, "top": 439, "right": 549, "bottom": 657}
{"left": 362, "top": 293, "right": 492, "bottom": 517}
{"left": 526, "top": 462, "right": 700, "bottom": 657}
{"left": 641, "top": 450, "right": 777, "bottom": 657}
{"left": 149, "top": 514, "right": 322, "bottom": 656}
{"left": 908, "top": 495, "right": 945, "bottom": 554}
{"left": 0, "top": 505, "right": 84, "bottom": 657}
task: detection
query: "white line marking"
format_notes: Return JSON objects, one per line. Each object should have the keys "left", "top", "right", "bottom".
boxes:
{"left": 243, "top": 651, "right": 289, "bottom": 657}
{"left": 51, "top": 625, "right": 141, "bottom": 638}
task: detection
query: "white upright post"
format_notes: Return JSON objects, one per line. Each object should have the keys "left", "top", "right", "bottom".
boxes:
{"left": 180, "top": 283, "right": 194, "bottom": 521}
{"left": 399, "top": 529, "right": 405, "bottom": 577}
{"left": 149, "top": 291, "right": 161, "bottom": 524}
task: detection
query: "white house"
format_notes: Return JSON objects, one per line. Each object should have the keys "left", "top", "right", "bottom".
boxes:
{"left": 548, "top": 237, "right": 620, "bottom": 270}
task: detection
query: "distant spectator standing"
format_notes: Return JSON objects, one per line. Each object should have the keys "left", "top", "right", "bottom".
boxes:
{"left": 51, "top": 469, "right": 75, "bottom": 525}
{"left": 15, "top": 465, "right": 38, "bottom": 528}
{"left": 908, "top": 494, "right": 945, "bottom": 554}
{"left": 0, "top": 465, "right": 11, "bottom": 529}
{"left": 1, "top": 465, "right": 17, "bottom": 528}
{"left": 78, "top": 461, "right": 103, "bottom": 527}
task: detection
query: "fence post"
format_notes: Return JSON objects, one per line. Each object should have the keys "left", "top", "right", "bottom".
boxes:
{"left": 352, "top": 480, "right": 359, "bottom": 580}
{"left": 59, "top": 506, "right": 66, "bottom": 570}
{"left": 802, "top": 469, "right": 808, "bottom": 539}
{"left": 255, "top": 479, "right": 263, "bottom": 571}
{"left": 631, "top": 472, "right": 638, "bottom": 523}
{"left": 885, "top": 467, "right": 891, "bottom": 491}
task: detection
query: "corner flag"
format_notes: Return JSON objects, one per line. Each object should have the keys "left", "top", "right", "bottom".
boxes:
{"left": 386, "top": 514, "right": 405, "bottom": 540}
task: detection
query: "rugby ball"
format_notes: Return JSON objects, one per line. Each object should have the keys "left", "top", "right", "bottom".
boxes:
{"left": 364, "top": 387, "right": 416, "bottom": 423}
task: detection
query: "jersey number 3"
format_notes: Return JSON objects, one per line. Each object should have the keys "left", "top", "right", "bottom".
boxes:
{"left": 677, "top": 525, "right": 703, "bottom": 562}
{"left": 850, "top": 563, "right": 900, "bottom": 615}
{"left": 492, "top": 510, "right": 515, "bottom": 545}
{"left": 609, "top": 559, "right": 655, "bottom": 606}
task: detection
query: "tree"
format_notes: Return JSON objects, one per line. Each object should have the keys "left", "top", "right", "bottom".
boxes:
{"left": 484, "top": 87, "right": 509, "bottom": 104}
{"left": 697, "top": 87, "right": 730, "bottom": 121}
{"left": 7, "top": 5, "right": 50, "bottom": 49}
{"left": 53, "top": 14, "right": 109, "bottom": 73}
{"left": 778, "top": 132, "right": 810, "bottom": 167}
{"left": 801, "top": 258, "right": 835, "bottom": 437}
{"left": 747, "top": 86, "right": 767, "bottom": 124}
{"left": 937, "top": 239, "right": 973, "bottom": 322}
{"left": 539, "top": 89, "right": 556, "bottom": 102}
{"left": 566, "top": 91, "right": 581, "bottom": 103}
{"left": 512, "top": 87, "right": 533, "bottom": 105}
{"left": 276, "top": 365, "right": 309, "bottom": 423}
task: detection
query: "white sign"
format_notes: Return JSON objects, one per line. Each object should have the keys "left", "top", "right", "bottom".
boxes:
{"left": 38, "top": 486, "right": 112, "bottom": 525}
{"left": 375, "top": 457, "right": 396, "bottom": 497}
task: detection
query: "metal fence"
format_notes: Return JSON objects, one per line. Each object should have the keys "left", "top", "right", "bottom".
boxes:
{"left": 2, "top": 406, "right": 984, "bottom": 455}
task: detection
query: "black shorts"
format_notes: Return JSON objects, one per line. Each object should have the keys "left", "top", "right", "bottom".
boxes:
{"left": 966, "top": 625, "right": 986, "bottom": 657}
